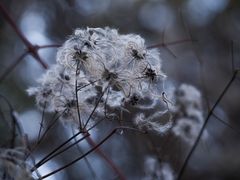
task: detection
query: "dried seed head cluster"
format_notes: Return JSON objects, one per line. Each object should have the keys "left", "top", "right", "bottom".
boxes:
{"left": 0, "top": 148, "right": 33, "bottom": 180}
{"left": 134, "top": 110, "right": 172, "bottom": 134}
{"left": 28, "top": 27, "right": 165, "bottom": 126}
{"left": 171, "top": 84, "right": 207, "bottom": 144}
{"left": 143, "top": 156, "right": 175, "bottom": 180}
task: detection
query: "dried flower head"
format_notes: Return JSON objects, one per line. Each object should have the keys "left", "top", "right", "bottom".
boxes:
{"left": 28, "top": 27, "right": 166, "bottom": 128}
{"left": 143, "top": 156, "right": 175, "bottom": 180}
{"left": 174, "top": 84, "right": 202, "bottom": 113}
{"left": 0, "top": 148, "right": 33, "bottom": 180}
{"left": 170, "top": 84, "right": 207, "bottom": 144}
{"left": 134, "top": 111, "right": 172, "bottom": 134}
{"left": 172, "top": 117, "right": 201, "bottom": 144}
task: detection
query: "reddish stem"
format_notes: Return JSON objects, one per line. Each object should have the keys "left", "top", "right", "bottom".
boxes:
{"left": 0, "top": 3, "right": 30, "bottom": 47}
{"left": 0, "top": 2, "right": 48, "bottom": 69}
{"left": 37, "top": 44, "right": 61, "bottom": 49}
{"left": 85, "top": 135, "right": 126, "bottom": 180}
{"left": 39, "top": 126, "right": 144, "bottom": 180}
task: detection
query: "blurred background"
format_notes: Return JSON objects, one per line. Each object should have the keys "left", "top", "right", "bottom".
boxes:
{"left": 0, "top": 0, "right": 240, "bottom": 179}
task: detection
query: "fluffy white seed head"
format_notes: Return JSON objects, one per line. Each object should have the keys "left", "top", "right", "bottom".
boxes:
{"left": 172, "top": 117, "right": 201, "bottom": 144}
{"left": 174, "top": 84, "right": 202, "bottom": 111}
{"left": 28, "top": 27, "right": 166, "bottom": 127}
{"left": 56, "top": 27, "right": 165, "bottom": 97}
{"left": 143, "top": 156, "right": 175, "bottom": 180}
{"left": 0, "top": 148, "right": 33, "bottom": 180}
{"left": 170, "top": 84, "right": 207, "bottom": 144}
{"left": 134, "top": 111, "right": 172, "bottom": 134}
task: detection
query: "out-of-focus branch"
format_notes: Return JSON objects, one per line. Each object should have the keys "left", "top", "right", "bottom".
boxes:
{"left": 31, "top": 133, "right": 89, "bottom": 171}
{"left": 147, "top": 39, "right": 195, "bottom": 49}
{"left": 85, "top": 135, "right": 126, "bottom": 180}
{"left": 0, "top": 51, "right": 28, "bottom": 83}
{"left": 177, "top": 70, "right": 239, "bottom": 180}
{"left": 0, "top": 2, "right": 48, "bottom": 69}
{"left": 0, "top": 44, "right": 61, "bottom": 83}
{"left": 37, "top": 44, "right": 61, "bottom": 49}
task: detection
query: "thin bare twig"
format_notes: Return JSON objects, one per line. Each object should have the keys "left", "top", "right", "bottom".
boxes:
{"left": 147, "top": 39, "right": 195, "bottom": 49}
{"left": 212, "top": 113, "right": 240, "bottom": 135}
{"left": 26, "top": 110, "right": 66, "bottom": 159}
{"left": 83, "top": 86, "right": 109, "bottom": 129}
{"left": 85, "top": 135, "right": 126, "bottom": 180}
{"left": 32, "top": 129, "right": 85, "bottom": 171}
{"left": 231, "top": 40, "right": 235, "bottom": 74}
{"left": 37, "top": 102, "right": 46, "bottom": 142}
{"left": 73, "top": 128, "right": 98, "bottom": 180}
{"left": 179, "top": 8, "right": 211, "bottom": 111}
{"left": 0, "top": 2, "right": 48, "bottom": 69}
{"left": 39, "top": 126, "right": 144, "bottom": 180}
{"left": 0, "top": 51, "right": 28, "bottom": 83}
{"left": 0, "top": 94, "right": 23, "bottom": 147}
{"left": 177, "top": 70, "right": 239, "bottom": 180}
{"left": 75, "top": 61, "right": 83, "bottom": 130}
{"left": 32, "top": 133, "right": 89, "bottom": 171}
{"left": 0, "top": 43, "right": 61, "bottom": 83}
{"left": 37, "top": 44, "right": 61, "bottom": 49}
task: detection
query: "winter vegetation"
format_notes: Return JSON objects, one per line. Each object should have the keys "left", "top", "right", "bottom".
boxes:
{"left": 0, "top": 0, "right": 240, "bottom": 180}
